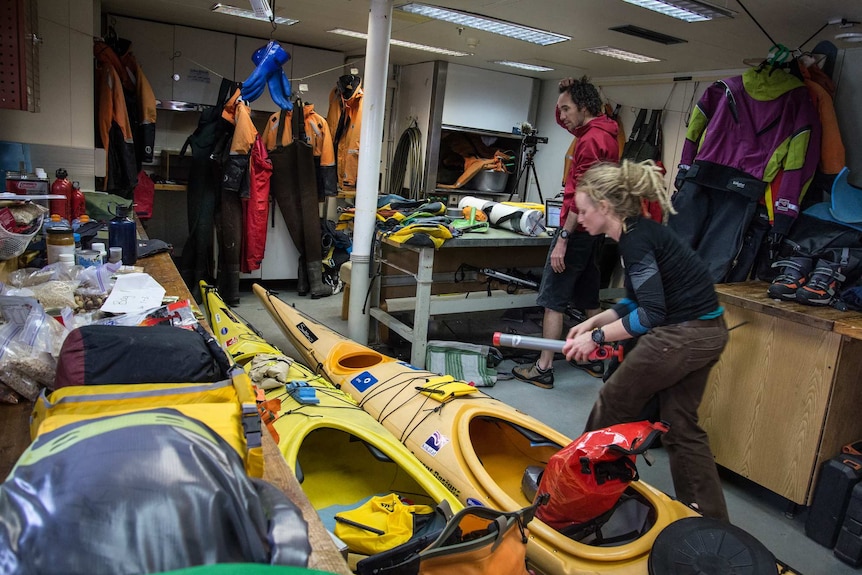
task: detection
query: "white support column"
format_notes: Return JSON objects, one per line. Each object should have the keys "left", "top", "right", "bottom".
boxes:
{"left": 347, "top": 0, "right": 393, "bottom": 344}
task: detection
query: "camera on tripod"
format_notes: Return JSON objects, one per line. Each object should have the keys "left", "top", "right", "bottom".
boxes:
{"left": 524, "top": 133, "right": 549, "bottom": 147}
{"left": 510, "top": 122, "right": 547, "bottom": 202}
{"left": 518, "top": 122, "right": 548, "bottom": 148}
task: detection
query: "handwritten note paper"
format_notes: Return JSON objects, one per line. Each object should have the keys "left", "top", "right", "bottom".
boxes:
{"left": 100, "top": 273, "right": 166, "bottom": 314}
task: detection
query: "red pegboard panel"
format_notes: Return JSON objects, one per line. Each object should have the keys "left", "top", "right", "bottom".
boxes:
{"left": 0, "top": 0, "right": 27, "bottom": 111}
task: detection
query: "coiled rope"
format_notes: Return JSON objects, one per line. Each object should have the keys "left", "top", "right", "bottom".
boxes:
{"left": 388, "top": 122, "right": 424, "bottom": 199}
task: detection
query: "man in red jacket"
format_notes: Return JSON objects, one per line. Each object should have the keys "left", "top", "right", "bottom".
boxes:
{"left": 513, "top": 76, "right": 620, "bottom": 389}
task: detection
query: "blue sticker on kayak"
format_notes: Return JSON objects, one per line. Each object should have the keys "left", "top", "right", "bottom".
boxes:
{"left": 421, "top": 431, "right": 450, "bottom": 457}
{"left": 397, "top": 361, "right": 421, "bottom": 370}
{"left": 466, "top": 498, "right": 485, "bottom": 507}
{"left": 220, "top": 327, "right": 228, "bottom": 335}
{"left": 351, "top": 371, "right": 378, "bottom": 393}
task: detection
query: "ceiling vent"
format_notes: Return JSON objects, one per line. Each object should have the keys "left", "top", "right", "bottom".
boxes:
{"left": 609, "top": 25, "right": 687, "bottom": 45}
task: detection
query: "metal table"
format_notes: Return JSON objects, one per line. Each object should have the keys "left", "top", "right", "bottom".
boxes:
{"left": 370, "top": 228, "right": 552, "bottom": 368}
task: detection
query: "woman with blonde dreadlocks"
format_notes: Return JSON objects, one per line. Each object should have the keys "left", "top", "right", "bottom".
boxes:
{"left": 563, "top": 160, "right": 730, "bottom": 521}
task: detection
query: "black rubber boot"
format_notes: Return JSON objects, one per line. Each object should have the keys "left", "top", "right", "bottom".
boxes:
{"left": 308, "top": 260, "right": 331, "bottom": 299}
{"left": 296, "top": 255, "right": 309, "bottom": 296}
{"left": 219, "top": 265, "right": 241, "bottom": 306}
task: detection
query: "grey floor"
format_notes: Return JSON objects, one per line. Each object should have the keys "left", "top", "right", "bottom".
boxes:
{"left": 232, "top": 280, "right": 851, "bottom": 575}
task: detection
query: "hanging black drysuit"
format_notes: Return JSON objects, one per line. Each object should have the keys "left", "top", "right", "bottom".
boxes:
{"left": 178, "top": 79, "right": 240, "bottom": 298}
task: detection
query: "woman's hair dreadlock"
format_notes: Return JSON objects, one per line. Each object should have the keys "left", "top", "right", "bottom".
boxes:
{"left": 577, "top": 160, "right": 676, "bottom": 224}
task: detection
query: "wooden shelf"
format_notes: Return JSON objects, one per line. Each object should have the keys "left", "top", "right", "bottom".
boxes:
{"left": 154, "top": 184, "right": 188, "bottom": 192}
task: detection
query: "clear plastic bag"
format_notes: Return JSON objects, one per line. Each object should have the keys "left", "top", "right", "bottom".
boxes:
{"left": 7, "top": 267, "right": 56, "bottom": 288}
{"left": 0, "top": 342, "right": 56, "bottom": 400}
{"left": 29, "top": 280, "right": 80, "bottom": 310}
{"left": 0, "top": 296, "right": 69, "bottom": 398}
{"left": 74, "top": 261, "right": 121, "bottom": 312}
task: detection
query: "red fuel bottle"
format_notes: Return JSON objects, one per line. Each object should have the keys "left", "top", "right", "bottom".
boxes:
{"left": 49, "top": 169, "right": 72, "bottom": 222}
{"left": 71, "top": 181, "right": 87, "bottom": 220}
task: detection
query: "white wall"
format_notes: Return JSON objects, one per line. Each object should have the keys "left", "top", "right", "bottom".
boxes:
{"left": 0, "top": 0, "right": 96, "bottom": 187}
{"left": 390, "top": 61, "right": 436, "bottom": 197}
{"left": 442, "top": 64, "right": 537, "bottom": 133}
{"left": 0, "top": 0, "right": 94, "bottom": 149}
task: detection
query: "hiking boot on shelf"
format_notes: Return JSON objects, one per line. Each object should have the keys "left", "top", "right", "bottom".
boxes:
{"left": 512, "top": 362, "right": 554, "bottom": 389}
{"left": 795, "top": 259, "right": 846, "bottom": 306}
{"left": 767, "top": 256, "right": 813, "bottom": 301}
{"left": 570, "top": 359, "right": 605, "bottom": 379}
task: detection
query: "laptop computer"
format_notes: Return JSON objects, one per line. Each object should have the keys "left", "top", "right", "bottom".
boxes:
{"left": 544, "top": 198, "right": 564, "bottom": 229}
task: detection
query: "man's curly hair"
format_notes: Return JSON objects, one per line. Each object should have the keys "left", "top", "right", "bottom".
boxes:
{"left": 559, "top": 76, "right": 602, "bottom": 117}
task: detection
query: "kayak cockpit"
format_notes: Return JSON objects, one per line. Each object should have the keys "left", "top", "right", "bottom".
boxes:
{"left": 468, "top": 416, "right": 661, "bottom": 548}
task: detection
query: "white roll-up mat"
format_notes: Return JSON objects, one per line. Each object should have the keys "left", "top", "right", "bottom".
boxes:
{"left": 489, "top": 203, "right": 545, "bottom": 236}
{"left": 457, "top": 196, "right": 545, "bottom": 236}
{"left": 458, "top": 196, "right": 495, "bottom": 215}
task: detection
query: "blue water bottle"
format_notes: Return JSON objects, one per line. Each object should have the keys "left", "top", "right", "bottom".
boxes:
{"left": 108, "top": 202, "right": 137, "bottom": 265}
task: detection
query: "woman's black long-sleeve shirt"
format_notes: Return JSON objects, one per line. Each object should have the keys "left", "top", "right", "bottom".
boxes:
{"left": 612, "top": 216, "right": 720, "bottom": 336}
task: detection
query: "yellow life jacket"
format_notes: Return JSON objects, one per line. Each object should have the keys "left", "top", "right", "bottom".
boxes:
{"left": 385, "top": 223, "right": 453, "bottom": 249}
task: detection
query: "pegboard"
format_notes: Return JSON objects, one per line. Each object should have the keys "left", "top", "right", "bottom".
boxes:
{"left": 0, "top": 0, "right": 26, "bottom": 110}
{"left": 0, "top": 0, "right": 38, "bottom": 112}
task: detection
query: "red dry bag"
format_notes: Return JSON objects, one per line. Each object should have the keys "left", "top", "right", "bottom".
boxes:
{"left": 535, "top": 420, "right": 668, "bottom": 530}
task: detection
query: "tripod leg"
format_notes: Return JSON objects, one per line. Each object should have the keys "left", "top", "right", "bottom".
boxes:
{"left": 531, "top": 163, "right": 544, "bottom": 203}
{"left": 508, "top": 168, "right": 527, "bottom": 202}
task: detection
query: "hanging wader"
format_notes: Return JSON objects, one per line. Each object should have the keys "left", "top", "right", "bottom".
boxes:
{"left": 268, "top": 100, "right": 330, "bottom": 298}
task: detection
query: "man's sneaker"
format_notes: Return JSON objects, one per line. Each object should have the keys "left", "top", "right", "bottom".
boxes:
{"left": 570, "top": 359, "right": 605, "bottom": 378}
{"left": 796, "top": 259, "right": 846, "bottom": 306}
{"left": 512, "top": 362, "right": 554, "bottom": 389}
{"left": 767, "top": 256, "right": 813, "bottom": 301}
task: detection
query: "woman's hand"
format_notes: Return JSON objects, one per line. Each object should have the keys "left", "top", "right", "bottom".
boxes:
{"left": 566, "top": 319, "right": 594, "bottom": 340}
{"left": 563, "top": 331, "right": 598, "bottom": 363}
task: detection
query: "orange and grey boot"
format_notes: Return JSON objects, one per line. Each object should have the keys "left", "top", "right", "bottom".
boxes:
{"left": 795, "top": 259, "right": 846, "bottom": 306}
{"left": 767, "top": 256, "right": 813, "bottom": 301}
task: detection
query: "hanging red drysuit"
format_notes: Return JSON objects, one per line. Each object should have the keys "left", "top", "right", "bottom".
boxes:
{"left": 243, "top": 135, "right": 272, "bottom": 273}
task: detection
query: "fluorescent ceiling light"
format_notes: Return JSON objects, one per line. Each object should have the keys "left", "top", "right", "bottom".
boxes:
{"left": 328, "top": 29, "right": 471, "bottom": 56}
{"left": 397, "top": 3, "right": 570, "bottom": 46}
{"left": 492, "top": 61, "right": 554, "bottom": 72}
{"left": 619, "top": 0, "right": 734, "bottom": 22}
{"left": 835, "top": 32, "right": 862, "bottom": 43}
{"left": 211, "top": 3, "right": 298, "bottom": 25}
{"left": 582, "top": 46, "right": 661, "bottom": 63}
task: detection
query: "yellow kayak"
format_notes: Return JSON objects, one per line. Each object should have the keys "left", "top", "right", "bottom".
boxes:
{"left": 200, "top": 283, "right": 462, "bottom": 549}
{"left": 201, "top": 282, "right": 284, "bottom": 365}
{"left": 253, "top": 283, "right": 701, "bottom": 575}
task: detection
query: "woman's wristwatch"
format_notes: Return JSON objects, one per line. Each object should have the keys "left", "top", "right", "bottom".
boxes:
{"left": 558, "top": 229, "right": 570, "bottom": 239}
{"left": 591, "top": 328, "right": 605, "bottom": 345}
